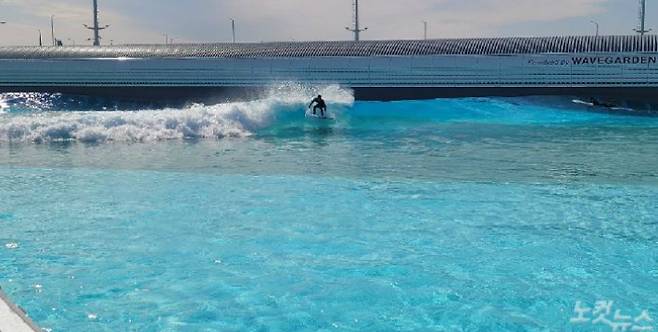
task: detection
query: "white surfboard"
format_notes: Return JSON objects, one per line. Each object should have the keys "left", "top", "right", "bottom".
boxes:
{"left": 572, "top": 99, "right": 595, "bottom": 107}
{"left": 610, "top": 106, "right": 636, "bottom": 112}
{"left": 305, "top": 111, "right": 334, "bottom": 120}
{"left": 573, "top": 99, "right": 635, "bottom": 112}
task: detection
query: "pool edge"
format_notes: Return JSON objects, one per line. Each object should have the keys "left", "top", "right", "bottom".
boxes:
{"left": 0, "top": 287, "right": 41, "bottom": 332}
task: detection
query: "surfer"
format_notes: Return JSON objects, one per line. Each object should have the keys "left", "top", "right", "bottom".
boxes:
{"left": 309, "top": 95, "right": 327, "bottom": 117}
{"left": 590, "top": 98, "right": 615, "bottom": 108}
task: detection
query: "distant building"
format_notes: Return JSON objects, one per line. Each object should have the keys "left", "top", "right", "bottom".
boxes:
{"left": 0, "top": 35, "right": 657, "bottom": 107}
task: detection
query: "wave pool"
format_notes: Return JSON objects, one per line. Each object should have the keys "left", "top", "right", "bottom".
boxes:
{"left": 1, "top": 87, "right": 657, "bottom": 331}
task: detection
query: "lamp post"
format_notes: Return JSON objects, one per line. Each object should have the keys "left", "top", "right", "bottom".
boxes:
{"left": 84, "top": 0, "right": 109, "bottom": 46}
{"left": 345, "top": 0, "right": 367, "bottom": 41}
{"left": 422, "top": 20, "right": 428, "bottom": 40}
{"left": 230, "top": 18, "right": 236, "bottom": 43}
{"left": 634, "top": 0, "right": 652, "bottom": 35}
{"left": 51, "top": 15, "right": 56, "bottom": 46}
{"left": 590, "top": 20, "right": 599, "bottom": 37}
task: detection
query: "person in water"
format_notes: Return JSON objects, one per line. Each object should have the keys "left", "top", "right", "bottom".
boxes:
{"left": 590, "top": 97, "right": 615, "bottom": 108}
{"left": 309, "top": 95, "right": 327, "bottom": 117}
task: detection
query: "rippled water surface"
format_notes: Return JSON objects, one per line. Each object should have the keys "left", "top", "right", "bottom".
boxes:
{"left": 1, "top": 89, "right": 657, "bottom": 331}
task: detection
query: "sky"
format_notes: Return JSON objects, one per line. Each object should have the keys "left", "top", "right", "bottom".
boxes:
{"left": 0, "top": 0, "right": 655, "bottom": 46}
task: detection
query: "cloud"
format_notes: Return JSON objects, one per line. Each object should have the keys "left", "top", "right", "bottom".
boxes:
{"left": 3, "top": 0, "right": 89, "bottom": 19}
{"left": 449, "top": 0, "right": 607, "bottom": 24}
{"left": 0, "top": 0, "right": 161, "bottom": 45}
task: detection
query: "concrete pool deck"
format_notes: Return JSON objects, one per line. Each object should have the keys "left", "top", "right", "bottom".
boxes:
{"left": 0, "top": 287, "right": 40, "bottom": 332}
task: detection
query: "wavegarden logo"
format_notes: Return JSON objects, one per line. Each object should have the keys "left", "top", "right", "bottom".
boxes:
{"left": 572, "top": 56, "right": 657, "bottom": 65}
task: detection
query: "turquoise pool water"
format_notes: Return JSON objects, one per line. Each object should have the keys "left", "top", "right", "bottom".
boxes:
{"left": 1, "top": 89, "right": 657, "bottom": 331}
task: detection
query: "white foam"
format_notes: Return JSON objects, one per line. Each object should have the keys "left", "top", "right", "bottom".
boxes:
{"left": 4, "top": 242, "right": 18, "bottom": 249}
{"left": 0, "top": 84, "right": 354, "bottom": 143}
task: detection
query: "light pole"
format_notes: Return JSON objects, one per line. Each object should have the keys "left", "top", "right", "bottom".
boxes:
{"left": 51, "top": 15, "right": 56, "bottom": 46}
{"left": 590, "top": 20, "right": 599, "bottom": 37}
{"left": 634, "top": 0, "right": 652, "bottom": 35}
{"left": 422, "top": 20, "right": 428, "bottom": 40}
{"left": 345, "top": 0, "right": 367, "bottom": 41}
{"left": 230, "top": 18, "right": 236, "bottom": 43}
{"left": 84, "top": 0, "right": 109, "bottom": 46}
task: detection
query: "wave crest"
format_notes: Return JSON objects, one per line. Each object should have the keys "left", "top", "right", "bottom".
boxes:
{"left": 0, "top": 84, "right": 354, "bottom": 143}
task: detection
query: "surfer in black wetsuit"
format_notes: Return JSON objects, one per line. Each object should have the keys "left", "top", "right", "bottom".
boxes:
{"left": 590, "top": 98, "right": 615, "bottom": 108}
{"left": 309, "top": 95, "right": 327, "bottom": 117}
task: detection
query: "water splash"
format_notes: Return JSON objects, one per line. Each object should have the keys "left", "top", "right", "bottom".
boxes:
{"left": 1, "top": 86, "right": 657, "bottom": 144}
{"left": 0, "top": 84, "right": 354, "bottom": 143}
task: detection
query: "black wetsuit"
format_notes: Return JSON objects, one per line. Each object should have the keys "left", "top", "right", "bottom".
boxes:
{"left": 591, "top": 98, "right": 615, "bottom": 108}
{"left": 309, "top": 97, "right": 327, "bottom": 116}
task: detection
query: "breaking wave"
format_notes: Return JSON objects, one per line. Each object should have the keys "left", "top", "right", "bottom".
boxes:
{"left": 0, "top": 84, "right": 354, "bottom": 143}
{"left": 2, "top": 86, "right": 657, "bottom": 145}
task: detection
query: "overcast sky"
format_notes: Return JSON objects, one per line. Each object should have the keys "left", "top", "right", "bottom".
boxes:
{"left": 0, "top": 0, "right": 655, "bottom": 46}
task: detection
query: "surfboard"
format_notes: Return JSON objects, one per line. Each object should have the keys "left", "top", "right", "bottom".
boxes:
{"left": 609, "top": 106, "right": 636, "bottom": 112}
{"left": 572, "top": 99, "right": 635, "bottom": 112}
{"left": 305, "top": 111, "right": 334, "bottom": 120}
{"left": 572, "top": 99, "right": 595, "bottom": 107}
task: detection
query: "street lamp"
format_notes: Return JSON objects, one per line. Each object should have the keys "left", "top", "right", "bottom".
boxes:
{"left": 590, "top": 20, "right": 599, "bottom": 37}
{"left": 230, "top": 18, "right": 236, "bottom": 43}
{"left": 51, "top": 15, "right": 56, "bottom": 46}
{"left": 422, "top": 21, "right": 428, "bottom": 40}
